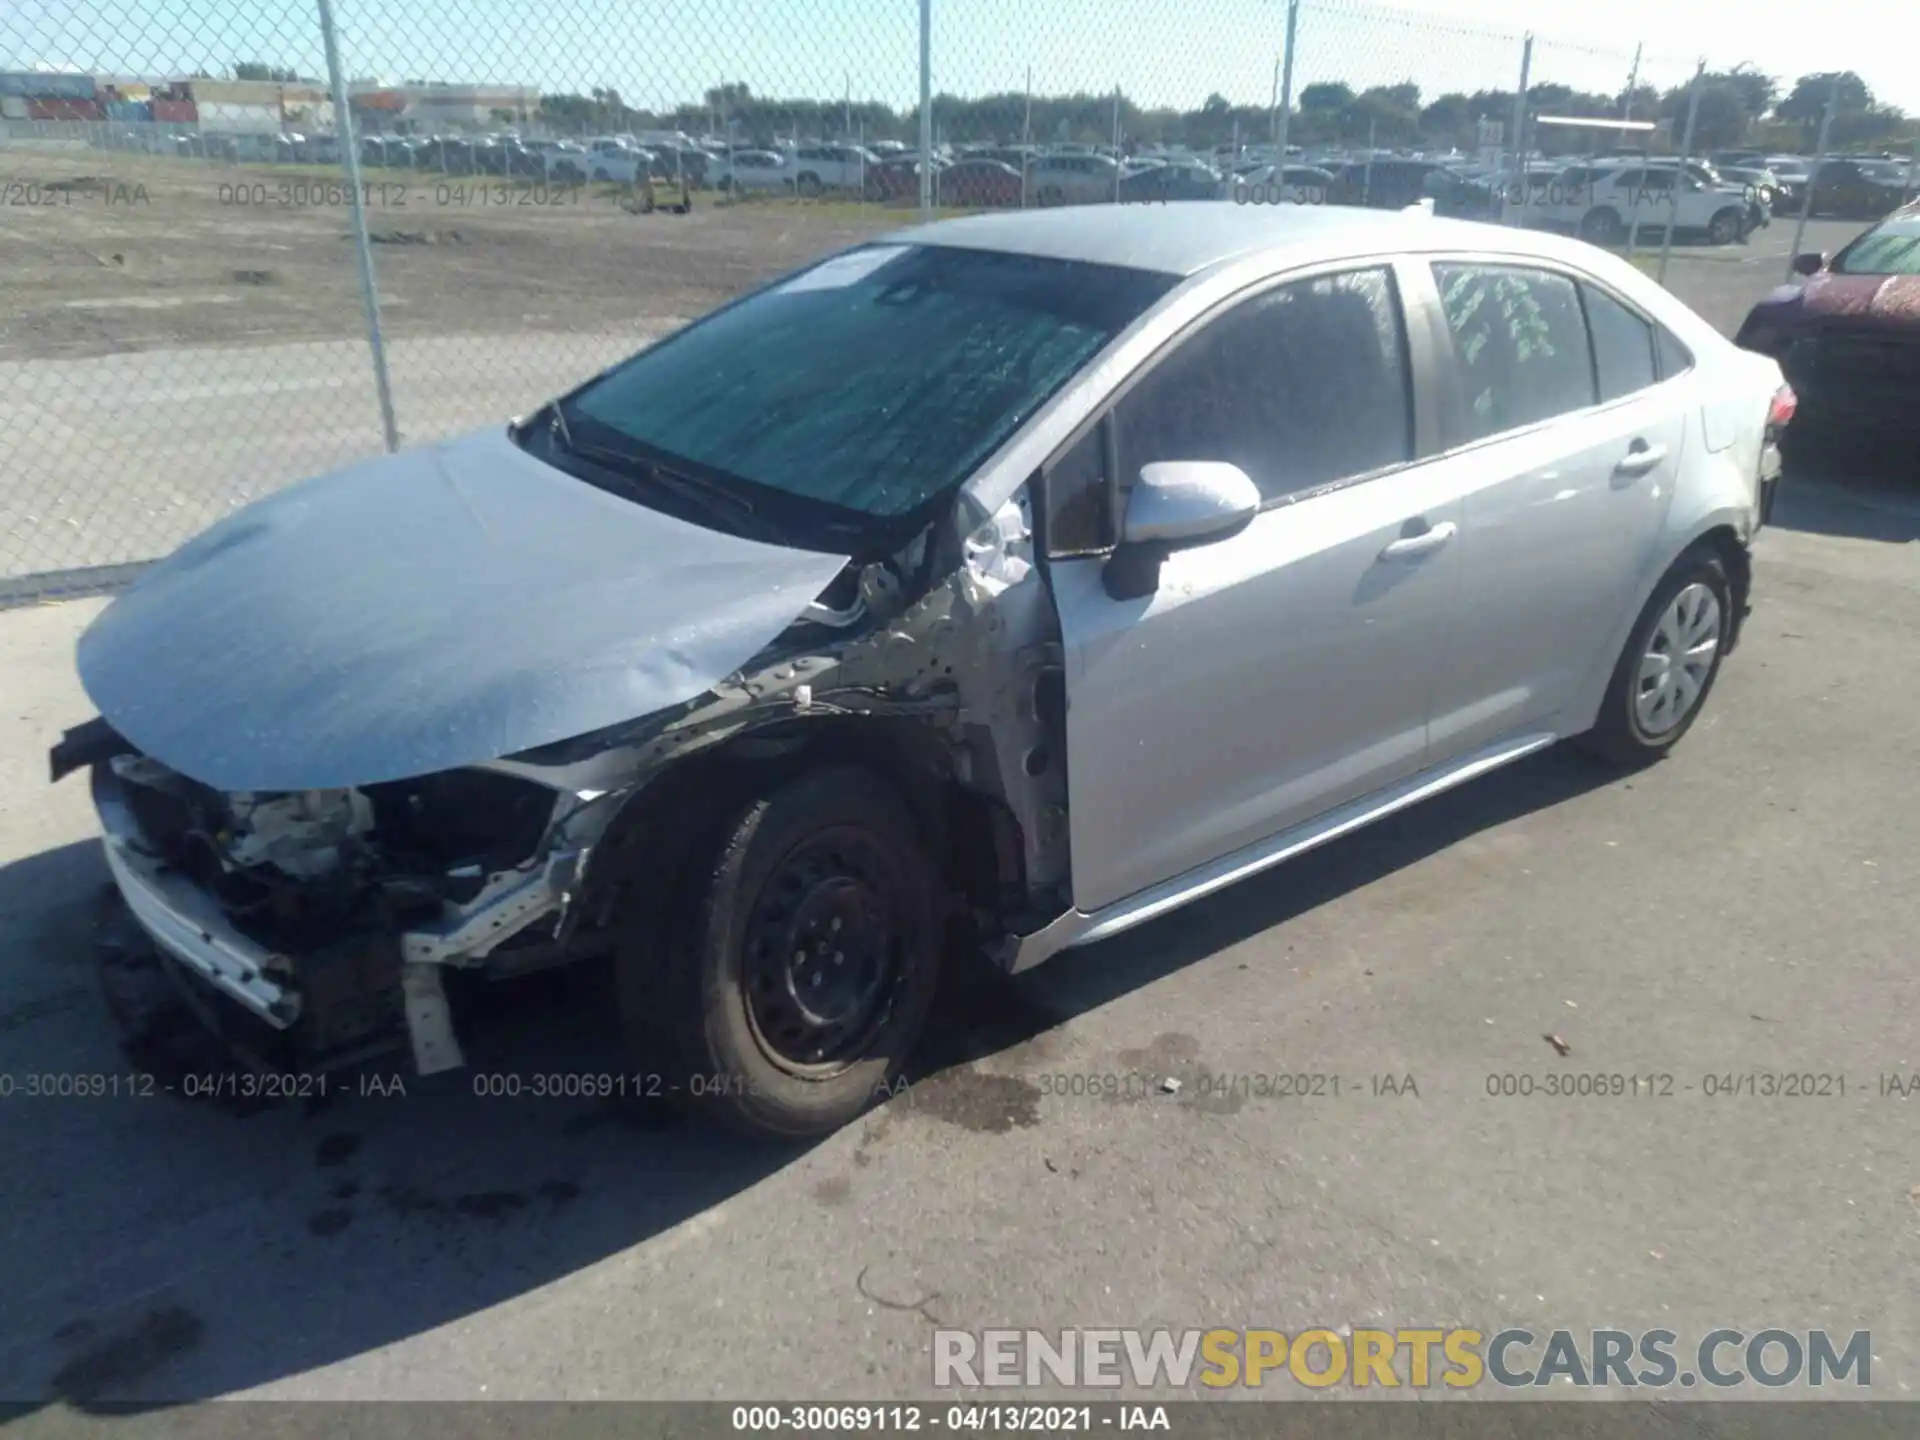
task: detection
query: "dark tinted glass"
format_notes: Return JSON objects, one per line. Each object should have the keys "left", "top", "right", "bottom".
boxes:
{"left": 1656, "top": 325, "right": 1694, "bottom": 379}
{"left": 1583, "top": 285, "right": 1658, "bottom": 401}
{"left": 1434, "top": 264, "right": 1596, "bottom": 440}
{"left": 1045, "top": 423, "right": 1110, "bottom": 555}
{"left": 565, "top": 244, "right": 1176, "bottom": 543}
{"left": 1114, "top": 268, "right": 1412, "bottom": 504}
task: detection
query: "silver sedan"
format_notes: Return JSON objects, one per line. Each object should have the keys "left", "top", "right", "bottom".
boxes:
{"left": 58, "top": 205, "right": 1791, "bottom": 1138}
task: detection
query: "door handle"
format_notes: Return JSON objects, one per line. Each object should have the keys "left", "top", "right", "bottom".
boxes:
{"left": 1614, "top": 441, "right": 1668, "bottom": 477}
{"left": 1378, "top": 520, "right": 1458, "bottom": 560}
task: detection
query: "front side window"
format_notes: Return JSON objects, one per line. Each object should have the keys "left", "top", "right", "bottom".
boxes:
{"left": 1433, "top": 263, "right": 1595, "bottom": 441}
{"left": 555, "top": 244, "right": 1176, "bottom": 551}
{"left": 1044, "top": 421, "right": 1109, "bottom": 555}
{"left": 1113, "top": 268, "right": 1412, "bottom": 506}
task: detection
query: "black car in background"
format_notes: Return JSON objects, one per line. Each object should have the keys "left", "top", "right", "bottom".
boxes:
{"left": 1806, "top": 159, "right": 1907, "bottom": 220}
{"left": 1331, "top": 159, "right": 1446, "bottom": 210}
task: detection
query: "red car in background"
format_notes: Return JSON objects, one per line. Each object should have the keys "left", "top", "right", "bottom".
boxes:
{"left": 1735, "top": 203, "right": 1920, "bottom": 469}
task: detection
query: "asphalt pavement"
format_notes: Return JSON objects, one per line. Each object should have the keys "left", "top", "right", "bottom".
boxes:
{"left": 1, "top": 474, "right": 1917, "bottom": 1415}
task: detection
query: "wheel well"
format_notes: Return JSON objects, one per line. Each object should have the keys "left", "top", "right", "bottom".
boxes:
{"left": 1691, "top": 525, "right": 1752, "bottom": 651}
{"left": 578, "top": 719, "right": 1027, "bottom": 945}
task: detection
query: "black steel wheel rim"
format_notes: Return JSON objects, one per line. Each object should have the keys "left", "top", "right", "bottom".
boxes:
{"left": 742, "top": 830, "right": 906, "bottom": 1074}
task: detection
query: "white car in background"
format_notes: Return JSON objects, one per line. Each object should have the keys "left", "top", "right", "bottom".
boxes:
{"left": 1026, "top": 152, "right": 1124, "bottom": 205}
{"left": 1537, "top": 162, "right": 1756, "bottom": 245}
{"left": 787, "top": 144, "right": 881, "bottom": 196}
{"left": 712, "top": 149, "right": 792, "bottom": 194}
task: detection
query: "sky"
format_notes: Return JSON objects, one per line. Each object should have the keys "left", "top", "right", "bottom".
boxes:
{"left": 8, "top": 0, "right": 1918, "bottom": 122}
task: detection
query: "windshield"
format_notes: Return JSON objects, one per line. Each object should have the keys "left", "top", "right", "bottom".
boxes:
{"left": 556, "top": 243, "right": 1174, "bottom": 549}
{"left": 1835, "top": 214, "right": 1920, "bottom": 276}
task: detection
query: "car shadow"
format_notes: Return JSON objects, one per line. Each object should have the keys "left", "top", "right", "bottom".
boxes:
{"left": 0, "top": 742, "right": 1615, "bottom": 1408}
{"left": 1772, "top": 467, "right": 1920, "bottom": 544}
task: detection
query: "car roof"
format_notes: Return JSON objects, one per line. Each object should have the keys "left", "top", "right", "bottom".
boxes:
{"left": 881, "top": 203, "right": 1558, "bottom": 278}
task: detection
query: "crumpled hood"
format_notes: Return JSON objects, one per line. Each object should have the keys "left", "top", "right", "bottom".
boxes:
{"left": 77, "top": 426, "right": 850, "bottom": 792}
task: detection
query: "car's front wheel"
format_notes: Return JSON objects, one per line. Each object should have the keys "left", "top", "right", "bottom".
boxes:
{"left": 1580, "top": 206, "right": 1624, "bottom": 245}
{"left": 1578, "top": 547, "right": 1735, "bottom": 767}
{"left": 616, "top": 766, "right": 942, "bottom": 1138}
{"left": 1708, "top": 206, "right": 1745, "bottom": 245}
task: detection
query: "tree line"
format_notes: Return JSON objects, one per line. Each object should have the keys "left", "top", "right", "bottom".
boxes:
{"left": 219, "top": 58, "right": 1913, "bottom": 153}
{"left": 532, "top": 70, "right": 1911, "bottom": 153}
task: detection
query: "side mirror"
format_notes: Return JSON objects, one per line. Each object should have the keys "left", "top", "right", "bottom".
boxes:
{"left": 1791, "top": 251, "right": 1825, "bottom": 276}
{"left": 1103, "top": 462, "right": 1261, "bottom": 601}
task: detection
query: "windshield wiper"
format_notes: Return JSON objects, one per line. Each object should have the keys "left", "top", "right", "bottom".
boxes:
{"left": 544, "top": 406, "right": 768, "bottom": 534}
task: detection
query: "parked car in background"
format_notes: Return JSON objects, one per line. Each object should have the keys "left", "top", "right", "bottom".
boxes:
{"left": 937, "top": 158, "right": 1024, "bottom": 208}
{"left": 1735, "top": 202, "right": 1920, "bottom": 463}
{"left": 1027, "top": 151, "right": 1123, "bottom": 205}
{"left": 712, "top": 149, "right": 791, "bottom": 194}
{"left": 60, "top": 206, "right": 1785, "bottom": 1141}
{"left": 1534, "top": 162, "right": 1755, "bottom": 245}
{"left": 1119, "top": 159, "right": 1227, "bottom": 203}
{"left": 543, "top": 142, "right": 593, "bottom": 182}
{"left": 1804, "top": 159, "right": 1906, "bottom": 219}
{"left": 1717, "top": 166, "right": 1781, "bottom": 214}
{"left": 788, "top": 143, "right": 880, "bottom": 196}
{"left": 863, "top": 154, "right": 927, "bottom": 202}
{"left": 1228, "top": 164, "right": 1334, "bottom": 205}
{"left": 1330, "top": 159, "right": 1448, "bottom": 210}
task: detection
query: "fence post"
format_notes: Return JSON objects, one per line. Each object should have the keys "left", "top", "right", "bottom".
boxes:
{"left": 1656, "top": 60, "right": 1705, "bottom": 286}
{"left": 316, "top": 0, "right": 399, "bottom": 452}
{"left": 918, "top": 0, "right": 933, "bottom": 219}
{"left": 1274, "top": 0, "right": 1301, "bottom": 161}
{"left": 1784, "top": 72, "right": 1841, "bottom": 282}
{"left": 1503, "top": 34, "right": 1533, "bottom": 226}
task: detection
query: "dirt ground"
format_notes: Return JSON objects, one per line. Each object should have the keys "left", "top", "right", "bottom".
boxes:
{"left": 0, "top": 150, "right": 906, "bottom": 360}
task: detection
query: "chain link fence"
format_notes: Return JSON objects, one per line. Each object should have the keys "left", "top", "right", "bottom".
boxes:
{"left": 2, "top": 0, "right": 1907, "bottom": 596}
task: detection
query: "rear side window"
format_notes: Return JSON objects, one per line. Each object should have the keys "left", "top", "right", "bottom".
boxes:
{"left": 1113, "top": 267, "right": 1413, "bottom": 506}
{"left": 1582, "top": 284, "right": 1657, "bottom": 401}
{"left": 1656, "top": 326, "right": 1694, "bottom": 379}
{"left": 1433, "top": 263, "right": 1595, "bottom": 441}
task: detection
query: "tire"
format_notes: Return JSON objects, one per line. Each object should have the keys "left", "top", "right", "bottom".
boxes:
{"left": 615, "top": 766, "right": 942, "bottom": 1139}
{"left": 1580, "top": 207, "right": 1624, "bottom": 245}
{"left": 1577, "top": 547, "right": 1735, "bottom": 768}
{"left": 1708, "top": 207, "right": 1744, "bottom": 245}
{"left": 795, "top": 172, "right": 823, "bottom": 198}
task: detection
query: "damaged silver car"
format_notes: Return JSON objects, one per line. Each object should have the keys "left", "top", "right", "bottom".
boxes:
{"left": 55, "top": 206, "right": 1783, "bottom": 1137}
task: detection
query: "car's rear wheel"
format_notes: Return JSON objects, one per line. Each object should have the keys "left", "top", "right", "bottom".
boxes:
{"left": 1578, "top": 548, "right": 1734, "bottom": 768}
{"left": 615, "top": 766, "right": 941, "bottom": 1139}
{"left": 795, "top": 172, "right": 823, "bottom": 198}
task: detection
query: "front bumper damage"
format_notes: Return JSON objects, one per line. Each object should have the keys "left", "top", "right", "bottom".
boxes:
{"left": 83, "top": 751, "right": 610, "bottom": 1079}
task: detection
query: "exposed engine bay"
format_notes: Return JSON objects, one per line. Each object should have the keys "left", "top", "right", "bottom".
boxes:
{"left": 61, "top": 487, "right": 1074, "bottom": 1080}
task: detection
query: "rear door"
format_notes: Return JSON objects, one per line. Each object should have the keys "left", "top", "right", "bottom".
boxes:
{"left": 1413, "top": 260, "right": 1684, "bottom": 755}
{"left": 1048, "top": 263, "right": 1462, "bottom": 914}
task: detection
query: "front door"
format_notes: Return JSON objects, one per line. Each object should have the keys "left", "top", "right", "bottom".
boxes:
{"left": 1047, "top": 265, "right": 1461, "bottom": 915}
